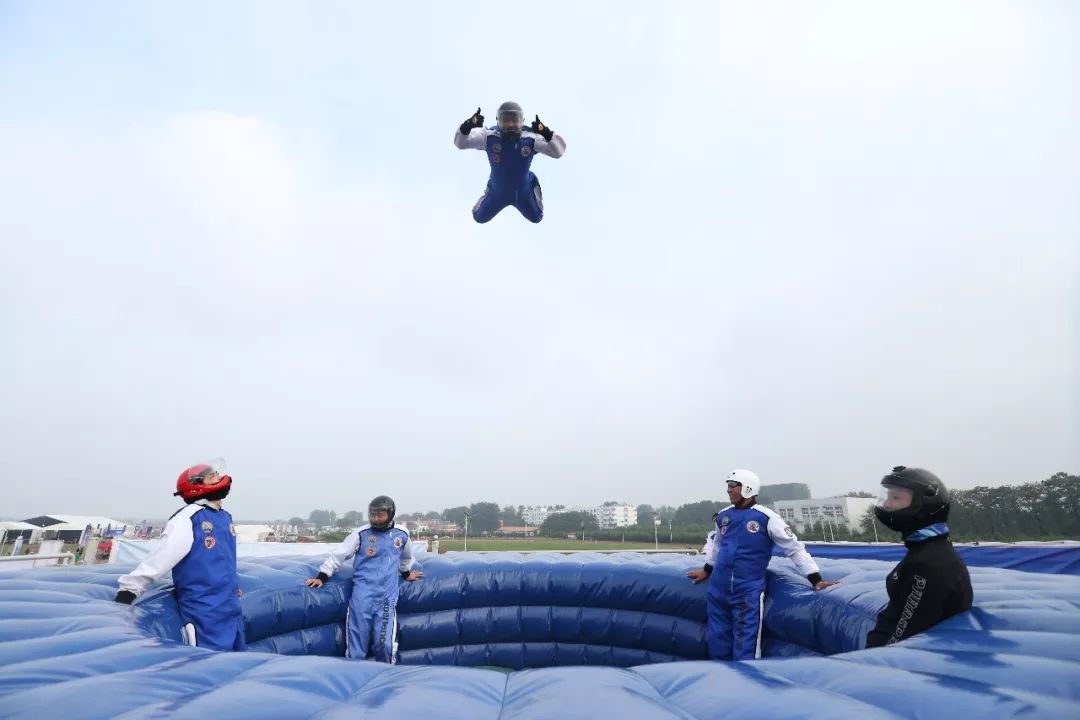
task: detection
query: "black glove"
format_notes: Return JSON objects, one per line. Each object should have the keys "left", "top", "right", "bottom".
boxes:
{"left": 114, "top": 590, "right": 136, "bottom": 604}
{"left": 530, "top": 115, "right": 554, "bottom": 142}
{"left": 459, "top": 107, "right": 484, "bottom": 135}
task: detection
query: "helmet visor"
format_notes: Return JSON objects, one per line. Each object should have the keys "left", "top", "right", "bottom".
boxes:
{"left": 498, "top": 109, "right": 523, "bottom": 133}
{"left": 189, "top": 458, "right": 228, "bottom": 487}
{"left": 877, "top": 484, "right": 913, "bottom": 512}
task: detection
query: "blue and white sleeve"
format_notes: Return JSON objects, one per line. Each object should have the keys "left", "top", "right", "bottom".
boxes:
{"left": 454, "top": 126, "right": 492, "bottom": 150}
{"left": 318, "top": 533, "right": 360, "bottom": 577}
{"left": 117, "top": 507, "right": 196, "bottom": 596}
{"left": 702, "top": 529, "right": 718, "bottom": 567}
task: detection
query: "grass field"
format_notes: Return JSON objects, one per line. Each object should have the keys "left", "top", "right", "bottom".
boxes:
{"left": 431, "top": 537, "right": 695, "bottom": 552}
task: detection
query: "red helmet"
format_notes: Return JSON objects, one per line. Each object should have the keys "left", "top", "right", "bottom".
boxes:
{"left": 174, "top": 458, "right": 232, "bottom": 502}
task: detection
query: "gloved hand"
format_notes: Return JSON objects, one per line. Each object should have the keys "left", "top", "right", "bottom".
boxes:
{"left": 114, "top": 590, "right": 136, "bottom": 604}
{"left": 530, "top": 115, "right": 554, "bottom": 142}
{"left": 459, "top": 107, "right": 484, "bottom": 135}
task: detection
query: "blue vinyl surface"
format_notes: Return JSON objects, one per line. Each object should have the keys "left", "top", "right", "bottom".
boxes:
{"left": 1, "top": 549, "right": 1078, "bottom": 719}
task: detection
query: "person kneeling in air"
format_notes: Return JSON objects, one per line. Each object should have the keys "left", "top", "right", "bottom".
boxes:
{"left": 454, "top": 101, "right": 566, "bottom": 224}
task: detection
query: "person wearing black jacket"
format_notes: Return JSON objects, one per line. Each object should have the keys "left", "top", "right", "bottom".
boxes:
{"left": 866, "top": 466, "right": 973, "bottom": 648}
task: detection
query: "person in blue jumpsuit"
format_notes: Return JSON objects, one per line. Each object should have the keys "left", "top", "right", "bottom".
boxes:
{"left": 687, "top": 469, "right": 838, "bottom": 660}
{"left": 455, "top": 101, "right": 566, "bottom": 223}
{"left": 306, "top": 495, "right": 423, "bottom": 662}
{"left": 114, "top": 459, "right": 246, "bottom": 652}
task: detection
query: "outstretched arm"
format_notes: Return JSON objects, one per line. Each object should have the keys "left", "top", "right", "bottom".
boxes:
{"left": 454, "top": 127, "right": 492, "bottom": 150}
{"left": 766, "top": 515, "right": 824, "bottom": 586}
{"left": 455, "top": 107, "right": 491, "bottom": 150}
{"left": 528, "top": 115, "right": 566, "bottom": 158}
{"left": 687, "top": 528, "right": 718, "bottom": 583}
{"left": 305, "top": 532, "right": 361, "bottom": 587}
{"left": 116, "top": 510, "right": 195, "bottom": 601}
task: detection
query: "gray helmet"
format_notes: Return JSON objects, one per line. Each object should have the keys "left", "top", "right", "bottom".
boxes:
{"left": 497, "top": 101, "right": 524, "bottom": 134}
{"left": 368, "top": 495, "right": 396, "bottom": 530}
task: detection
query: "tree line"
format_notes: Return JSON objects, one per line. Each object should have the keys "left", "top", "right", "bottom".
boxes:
{"left": 291, "top": 473, "right": 1078, "bottom": 543}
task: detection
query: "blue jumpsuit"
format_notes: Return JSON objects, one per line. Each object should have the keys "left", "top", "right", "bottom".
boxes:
{"left": 454, "top": 125, "right": 566, "bottom": 223}
{"left": 170, "top": 505, "right": 246, "bottom": 651}
{"left": 704, "top": 504, "right": 820, "bottom": 661}
{"left": 118, "top": 501, "right": 247, "bottom": 652}
{"left": 318, "top": 524, "right": 417, "bottom": 662}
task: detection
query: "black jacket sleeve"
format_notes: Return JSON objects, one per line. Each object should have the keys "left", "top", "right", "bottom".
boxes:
{"left": 866, "top": 563, "right": 951, "bottom": 648}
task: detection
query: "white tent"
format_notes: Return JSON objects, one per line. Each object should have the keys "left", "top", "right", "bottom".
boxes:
{"left": 33, "top": 515, "right": 128, "bottom": 533}
{"left": 0, "top": 521, "right": 40, "bottom": 546}
{"left": 233, "top": 524, "right": 275, "bottom": 543}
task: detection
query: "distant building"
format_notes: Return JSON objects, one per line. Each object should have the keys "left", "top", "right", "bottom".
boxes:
{"left": 494, "top": 525, "right": 536, "bottom": 537}
{"left": 588, "top": 504, "right": 638, "bottom": 530}
{"left": 522, "top": 506, "right": 555, "bottom": 526}
{"left": 422, "top": 520, "right": 460, "bottom": 535}
{"left": 758, "top": 483, "right": 811, "bottom": 505}
{"left": 772, "top": 497, "right": 876, "bottom": 533}
{"left": 233, "top": 524, "right": 275, "bottom": 543}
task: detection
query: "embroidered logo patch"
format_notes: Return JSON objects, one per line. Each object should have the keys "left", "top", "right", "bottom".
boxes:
{"left": 521, "top": 146, "right": 532, "bottom": 157}
{"left": 393, "top": 537, "right": 403, "bottom": 548}
{"left": 201, "top": 521, "right": 213, "bottom": 534}
{"left": 204, "top": 536, "right": 216, "bottom": 550}
{"left": 366, "top": 547, "right": 377, "bottom": 557}
{"left": 746, "top": 521, "right": 761, "bottom": 534}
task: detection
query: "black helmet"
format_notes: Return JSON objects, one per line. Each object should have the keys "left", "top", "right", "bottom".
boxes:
{"left": 874, "top": 466, "right": 950, "bottom": 534}
{"left": 368, "top": 495, "right": 396, "bottom": 530}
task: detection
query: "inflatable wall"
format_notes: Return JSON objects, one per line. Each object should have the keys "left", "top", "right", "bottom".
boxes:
{"left": 1, "top": 551, "right": 1077, "bottom": 719}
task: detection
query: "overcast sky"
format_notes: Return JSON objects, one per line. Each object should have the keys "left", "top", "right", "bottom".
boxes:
{"left": 1, "top": 1, "right": 1077, "bottom": 521}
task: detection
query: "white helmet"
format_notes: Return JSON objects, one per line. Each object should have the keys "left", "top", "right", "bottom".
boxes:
{"left": 727, "top": 469, "right": 760, "bottom": 499}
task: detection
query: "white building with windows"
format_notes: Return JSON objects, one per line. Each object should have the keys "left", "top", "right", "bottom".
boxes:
{"left": 522, "top": 506, "right": 555, "bottom": 527}
{"left": 589, "top": 504, "right": 638, "bottom": 530}
{"left": 772, "top": 497, "right": 876, "bottom": 533}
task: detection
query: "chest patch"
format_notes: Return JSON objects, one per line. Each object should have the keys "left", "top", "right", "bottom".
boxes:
{"left": 393, "top": 537, "right": 403, "bottom": 548}
{"left": 204, "top": 536, "right": 217, "bottom": 550}
{"left": 746, "top": 520, "right": 761, "bottom": 534}
{"left": 201, "top": 520, "right": 213, "bottom": 534}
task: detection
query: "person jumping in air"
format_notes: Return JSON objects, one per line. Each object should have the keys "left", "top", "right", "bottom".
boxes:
{"left": 454, "top": 102, "right": 566, "bottom": 224}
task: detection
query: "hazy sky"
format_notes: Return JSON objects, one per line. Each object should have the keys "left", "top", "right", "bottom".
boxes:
{"left": 1, "top": 1, "right": 1077, "bottom": 521}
